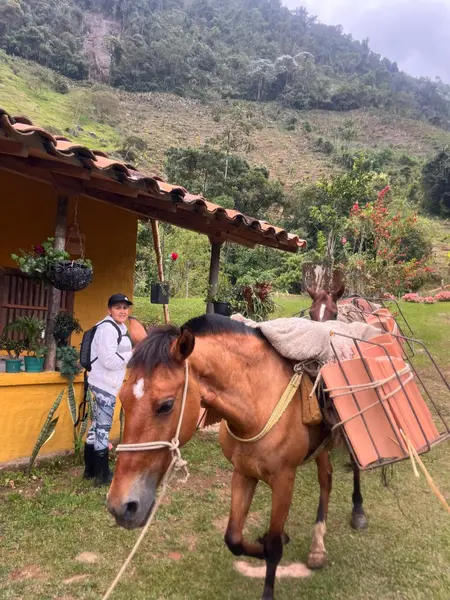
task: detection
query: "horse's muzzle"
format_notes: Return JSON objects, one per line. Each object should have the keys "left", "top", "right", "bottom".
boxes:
{"left": 107, "top": 475, "right": 157, "bottom": 530}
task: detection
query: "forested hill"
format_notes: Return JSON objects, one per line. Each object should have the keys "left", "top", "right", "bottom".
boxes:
{"left": 1, "top": 0, "right": 450, "bottom": 128}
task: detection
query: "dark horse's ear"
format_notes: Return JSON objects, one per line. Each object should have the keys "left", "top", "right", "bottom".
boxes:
{"left": 306, "top": 287, "right": 317, "bottom": 300}
{"left": 172, "top": 327, "right": 195, "bottom": 363}
{"left": 332, "top": 284, "right": 345, "bottom": 302}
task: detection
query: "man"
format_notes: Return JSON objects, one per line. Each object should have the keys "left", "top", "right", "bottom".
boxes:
{"left": 83, "top": 293, "right": 133, "bottom": 486}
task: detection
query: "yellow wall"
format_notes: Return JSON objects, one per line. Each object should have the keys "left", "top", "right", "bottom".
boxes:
{"left": 0, "top": 169, "right": 138, "bottom": 337}
{"left": 0, "top": 372, "right": 122, "bottom": 464}
{"left": 0, "top": 169, "right": 138, "bottom": 464}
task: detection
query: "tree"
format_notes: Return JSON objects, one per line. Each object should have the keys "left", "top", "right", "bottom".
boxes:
{"left": 422, "top": 147, "right": 450, "bottom": 216}
{"left": 207, "top": 103, "right": 261, "bottom": 180}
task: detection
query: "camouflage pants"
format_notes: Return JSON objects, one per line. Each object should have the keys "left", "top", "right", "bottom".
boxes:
{"left": 86, "top": 385, "right": 116, "bottom": 452}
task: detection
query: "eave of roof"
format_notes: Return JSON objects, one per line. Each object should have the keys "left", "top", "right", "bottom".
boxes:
{"left": 0, "top": 109, "right": 306, "bottom": 253}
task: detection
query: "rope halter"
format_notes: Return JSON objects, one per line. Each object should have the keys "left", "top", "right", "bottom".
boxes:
{"left": 115, "top": 361, "right": 190, "bottom": 482}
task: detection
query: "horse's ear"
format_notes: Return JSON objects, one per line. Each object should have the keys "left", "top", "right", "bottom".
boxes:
{"left": 332, "top": 284, "right": 345, "bottom": 302}
{"left": 306, "top": 287, "right": 317, "bottom": 300}
{"left": 128, "top": 316, "right": 147, "bottom": 344}
{"left": 172, "top": 327, "right": 195, "bottom": 363}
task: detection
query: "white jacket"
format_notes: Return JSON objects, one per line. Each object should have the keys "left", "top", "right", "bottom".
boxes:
{"left": 87, "top": 316, "right": 133, "bottom": 396}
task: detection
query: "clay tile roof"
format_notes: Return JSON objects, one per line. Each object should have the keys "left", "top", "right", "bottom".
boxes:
{"left": 0, "top": 108, "right": 306, "bottom": 252}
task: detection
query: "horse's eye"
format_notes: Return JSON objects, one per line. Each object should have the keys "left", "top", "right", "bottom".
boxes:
{"left": 156, "top": 400, "right": 174, "bottom": 415}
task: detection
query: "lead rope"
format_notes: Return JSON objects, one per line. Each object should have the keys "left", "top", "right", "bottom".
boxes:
{"left": 101, "top": 362, "right": 190, "bottom": 600}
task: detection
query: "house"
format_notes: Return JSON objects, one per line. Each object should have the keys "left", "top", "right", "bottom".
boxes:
{"left": 0, "top": 108, "right": 305, "bottom": 465}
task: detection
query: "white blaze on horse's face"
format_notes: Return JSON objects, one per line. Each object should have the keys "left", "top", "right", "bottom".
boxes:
{"left": 133, "top": 378, "right": 145, "bottom": 400}
{"left": 319, "top": 304, "right": 326, "bottom": 322}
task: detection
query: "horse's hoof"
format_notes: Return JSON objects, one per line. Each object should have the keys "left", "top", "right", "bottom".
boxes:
{"left": 351, "top": 513, "right": 368, "bottom": 530}
{"left": 307, "top": 550, "right": 328, "bottom": 569}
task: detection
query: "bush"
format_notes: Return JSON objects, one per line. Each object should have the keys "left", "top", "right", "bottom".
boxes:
{"left": 91, "top": 91, "right": 120, "bottom": 124}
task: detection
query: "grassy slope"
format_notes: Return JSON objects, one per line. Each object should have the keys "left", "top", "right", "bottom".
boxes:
{"left": 3, "top": 53, "right": 450, "bottom": 186}
{"left": 1, "top": 300, "right": 449, "bottom": 599}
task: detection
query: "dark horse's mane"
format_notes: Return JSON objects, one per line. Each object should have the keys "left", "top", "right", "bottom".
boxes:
{"left": 128, "top": 314, "right": 263, "bottom": 373}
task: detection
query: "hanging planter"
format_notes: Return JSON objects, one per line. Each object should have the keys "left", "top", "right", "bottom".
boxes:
{"left": 12, "top": 238, "right": 93, "bottom": 292}
{"left": 213, "top": 301, "right": 230, "bottom": 316}
{"left": 151, "top": 282, "right": 170, "bottom": 305}
{"left": 47, "top": 260, "right": 93, "bottom": 292}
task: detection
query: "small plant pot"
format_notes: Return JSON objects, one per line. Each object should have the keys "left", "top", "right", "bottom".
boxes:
{"left": 151, "top": 282, "right": 170, "bottom": 304}
{"left": 47, "top": 261, "right": 93, "bottom": 292}
{"left": 53, "top": 328, "right": 74, "bottom": 341}
{"left": 5, "top": 359, "right": 22, "bottom": 373}
{"left": 213, "top": 301, "right": 230, "bottom": 316}
{"left": 24, "top": 356, "right": 44, "bottom": 373}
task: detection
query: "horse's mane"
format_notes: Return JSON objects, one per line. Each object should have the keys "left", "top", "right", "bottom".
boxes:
{"left": 129, "top": 314, "right": 262, "bottom": 372}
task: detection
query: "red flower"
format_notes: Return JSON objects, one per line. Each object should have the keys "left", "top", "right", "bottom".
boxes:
{"left": 341, "top": 237, "right": 347, "bottom": 245}
{"left": 33, "top": 244, "right": 45, "bottom": 255}
{"left": 170, "top": 252, "right": 179, "bottom": 261}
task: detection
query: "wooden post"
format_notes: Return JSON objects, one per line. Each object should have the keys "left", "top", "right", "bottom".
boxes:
{"left": 206, "top": 241, "right": 222, "bottom": 314}
{"left": 44, "top": 195, "right": 68, "bottom": 371}
{"left": 149, "top": 219, "right": 170, "bottom": 325}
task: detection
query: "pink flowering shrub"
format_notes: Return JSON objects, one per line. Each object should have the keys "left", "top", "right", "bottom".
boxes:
{"left": 402, "top": 293, "right": 423, "bottom": 303}
{"left": 435, "top": 291, "right": 450, "bottom": 302}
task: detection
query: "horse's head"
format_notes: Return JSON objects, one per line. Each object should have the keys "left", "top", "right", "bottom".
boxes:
{"left": 107, "top": 325, "right": 200, "bottom": 530}
{"left": 307, "top": 284, "right": 345, "bottom": 322}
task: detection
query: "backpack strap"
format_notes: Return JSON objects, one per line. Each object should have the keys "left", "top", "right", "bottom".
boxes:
{"left": 90, "top": 320, "right": 124, "bottom": 366}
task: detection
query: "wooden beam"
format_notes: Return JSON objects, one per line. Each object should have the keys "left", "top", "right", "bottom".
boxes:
{"left": 0, "top": 158, "right": 300, "bottom": 253}
{"left": 149, "top": 220, "right": 170, "bottom": 325}
{"left": 206, "top": 241, "right": 222, "bottom": 314}
{"left": 44, "top": 196, "right": 68, "bottom": 371}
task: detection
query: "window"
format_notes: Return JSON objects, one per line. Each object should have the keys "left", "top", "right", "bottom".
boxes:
{"left": 0, "top": 268, "right": 74, "bottom": 335}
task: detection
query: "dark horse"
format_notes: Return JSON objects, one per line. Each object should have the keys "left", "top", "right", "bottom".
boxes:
{"left": 108, "top": 314, "right": 367, "bottom": 600}
{"left": 307, "top": 284, "right": 368, "bottom": 532}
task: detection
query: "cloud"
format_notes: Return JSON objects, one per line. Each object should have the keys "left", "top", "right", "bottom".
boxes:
{"left": 283, "top": 0, "right": 450, "bottom": 81}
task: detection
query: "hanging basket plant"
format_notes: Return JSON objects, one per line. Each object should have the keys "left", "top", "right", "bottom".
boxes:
{"left": 12, "top": 237, "right": 93, "bottom": 291}
{"left": 47, "top": 260, "right": 93, "bottom": 292}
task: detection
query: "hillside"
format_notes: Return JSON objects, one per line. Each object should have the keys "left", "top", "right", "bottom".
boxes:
{"left": 2, "top": 54, "right": 450, "bottom": 189}
{"left": 1, "top": 0, "right": 450, "bottom": 130}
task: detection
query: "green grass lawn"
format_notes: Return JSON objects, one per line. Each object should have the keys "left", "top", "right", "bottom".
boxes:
{"left": 1, "top": 300, "right": 449, "bottom": 600}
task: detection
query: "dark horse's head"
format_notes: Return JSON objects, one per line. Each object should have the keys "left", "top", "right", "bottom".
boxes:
{"left": 307, "top": 284, "right": 345, "bottom": 322}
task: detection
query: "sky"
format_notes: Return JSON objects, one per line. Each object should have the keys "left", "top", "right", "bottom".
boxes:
{"left": 283, "top": 0, "right": 450, "bottom": 83}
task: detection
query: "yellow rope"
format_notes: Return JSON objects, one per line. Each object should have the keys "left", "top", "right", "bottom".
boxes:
{"left": 225, "top": 373, "right": 303, "bottom": 443}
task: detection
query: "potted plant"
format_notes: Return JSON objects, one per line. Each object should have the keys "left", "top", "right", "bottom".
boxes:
{"left": 12, "top": 237, "right": 93, "bottom": 291}
{"left": 52, "top": 312, "right": 83, "bottom": 343}
{"left": 207, "top": 280, "right": 233, "bottom": 316}
{"left": 56, "top": 346, "right": 82, "bottom": 378}
{"left": 5, "top": 315, "right": 47, "bottom": 372}
{"left": 0, "top": 335, "right": 25, "bottom": 373}
{"left": 151, "top": 252, "right": 178, "bottom": 305}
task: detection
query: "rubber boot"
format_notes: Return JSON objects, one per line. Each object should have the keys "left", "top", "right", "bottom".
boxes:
{"left": 83, "top": 443, "right": 95, "bottom": 479}
{"left": 94, "top": 449, "right": 113, "bottom": 487}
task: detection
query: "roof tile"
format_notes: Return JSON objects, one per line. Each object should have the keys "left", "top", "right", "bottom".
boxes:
{"left": 0, "top": 108, "right": 306, "bottom": 251}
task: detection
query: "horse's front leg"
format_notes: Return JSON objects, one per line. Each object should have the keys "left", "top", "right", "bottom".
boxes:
{"left": 224, "top": 470, "right": 265, "bottom": 559}
{"left": 260, "top": 471, "right": 296, "bottom": 600}
{"left": 350, "top": 454, "right": 368, "bottom": 530}
{"left": 307, "top": 451, "right": 332, "bottom": 569}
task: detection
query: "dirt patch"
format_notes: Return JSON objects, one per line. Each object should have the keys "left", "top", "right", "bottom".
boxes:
{"left": 182, "top": 533, "right": 198, "bottom": 551}
{"left": 213, "top": 511, "right": 263, "bottom": 534}
{"left": 63, "top": 574, "right": 89, "bottom": 585}
{"left": 168, "top": 551, "right": 183, "bottom": 561}
{"left": 9, "top": 564, "right": 46, "bottom": 581}
{"left": 75, "top": 552, "right": 99, "bottom": 564}
{"left": 234, "top": 561, "right": 312, "bottom": 579}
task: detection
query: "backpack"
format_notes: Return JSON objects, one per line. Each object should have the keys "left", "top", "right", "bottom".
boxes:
{"left": 79, "top": 320, "right": 123, "bottom": 371}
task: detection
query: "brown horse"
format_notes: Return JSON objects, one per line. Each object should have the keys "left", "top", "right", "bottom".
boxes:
{"left": 307, "top": 285, "right": 368, "bottom": 531}
{"left": 307, "top": 284, "right": 345, "bottom": 322}
{"left": 108, "top": 314, "right": 362, "bottom": 600}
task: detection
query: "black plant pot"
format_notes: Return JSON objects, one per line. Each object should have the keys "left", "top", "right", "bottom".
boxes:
{"left": 151, "top": 282, "right": 170, "bottom": 304}
{"left": 47, "top": 261, "right": 93, "bottom": 292}
{"left": 213, "top": 301, "right": 230, "bottom": 316}
{"left": 53, "top": 327, "right": 74, "bottom": 342}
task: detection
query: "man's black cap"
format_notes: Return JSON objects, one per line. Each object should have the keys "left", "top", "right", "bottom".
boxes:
{"left": 108, "top": 293, "right": 133, "bottom": 307}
